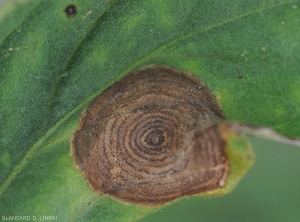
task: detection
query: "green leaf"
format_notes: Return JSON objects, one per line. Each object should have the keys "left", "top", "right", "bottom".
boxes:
{"left": 0, "top": 0, "right": 41, "bottom": 44}
{"left": 0, "top": 0, "right": 299, "bottom": 221}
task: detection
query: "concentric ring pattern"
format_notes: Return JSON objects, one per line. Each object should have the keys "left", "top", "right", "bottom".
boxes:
{"left": 72, "top": 65, "right": 230, "bottom": 205}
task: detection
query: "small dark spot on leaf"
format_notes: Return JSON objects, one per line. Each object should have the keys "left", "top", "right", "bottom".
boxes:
{"left": 238, "top": 75, "right": 243, "bottom": 79}
{"left": 88, "top": 202, "right": 91, "bottom": 206}
{"left": 65, "top": 5, "right": 77, "bottom": 18}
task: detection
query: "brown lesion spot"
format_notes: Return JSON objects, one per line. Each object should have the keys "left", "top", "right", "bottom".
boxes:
{"left": 72, "top": 65, "right": 230, "bottom": 206}
{"left": 65, "top": 5, "right": 77, "bottom": 18}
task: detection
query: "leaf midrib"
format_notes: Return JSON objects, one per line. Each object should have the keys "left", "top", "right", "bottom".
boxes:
{"left": 0, "top": 0, "right": 297, "bottom": 197}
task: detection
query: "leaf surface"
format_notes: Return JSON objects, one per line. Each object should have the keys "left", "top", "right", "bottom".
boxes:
{"left": 0, "top": 0, "right": 299, "bottom": 221}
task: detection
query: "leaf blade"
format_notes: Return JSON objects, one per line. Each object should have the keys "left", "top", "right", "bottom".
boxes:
{"left": 1, "top": 0, "right": 299, "bottom": 221}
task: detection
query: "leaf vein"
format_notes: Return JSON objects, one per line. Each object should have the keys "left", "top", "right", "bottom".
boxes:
{"left": 0, "top": 0, "right": 117, "bottom": 197}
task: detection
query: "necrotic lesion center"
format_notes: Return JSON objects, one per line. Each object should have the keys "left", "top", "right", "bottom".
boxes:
{"left": 144, "top": 129, "right": 165, "bottom": 147}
